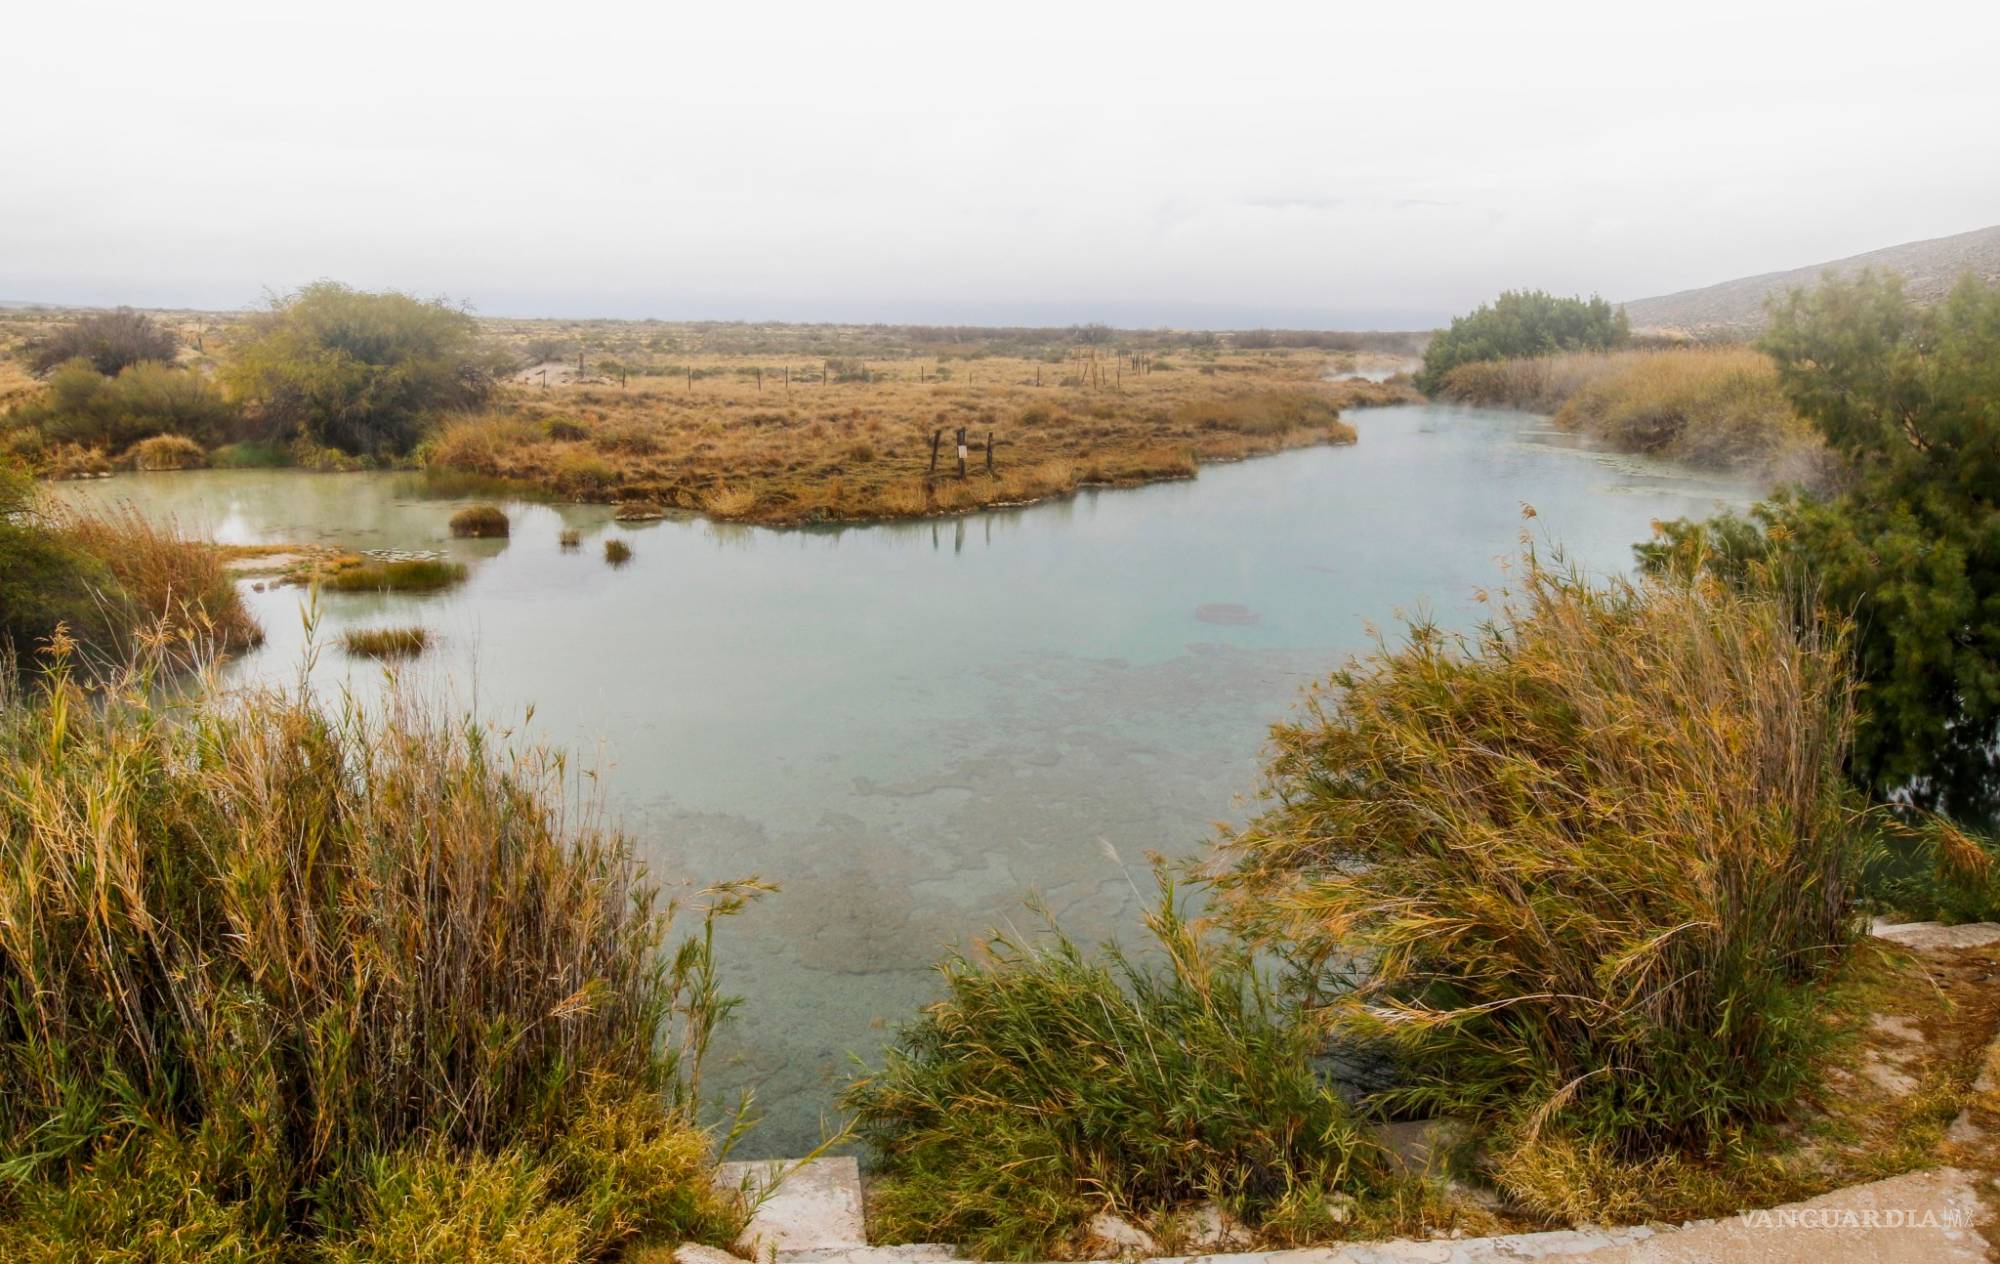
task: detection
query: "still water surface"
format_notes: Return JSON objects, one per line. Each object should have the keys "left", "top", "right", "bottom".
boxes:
{"left": 60, "top": 404, "right": 1755, "bottom": 1156}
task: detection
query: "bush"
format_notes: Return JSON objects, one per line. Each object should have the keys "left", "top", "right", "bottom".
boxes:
{"left": 127, "top": 432, "right": 208, "bottom": 470}
{"left": 843, "top": 877, "right": 1381, "bottom": 1260}
{"left": 1643, "top": 273, "right": 2000, "bottom": 816}
{"left": 225, "top": 282, "right": 500, "bottom": 457}
{"left": 1865, "top": 816, "right": 2000, "bottom": 926}
{"left": 0, "top": 476, "right": 257, "bottom": 665}
{"left": 5, "top": 359, "right": 241, "bottom": 451}
{"left": 1416, "top": 291, "right": 1627, "bottom": 393}
{"left": 449, "top": 503, "right": 511, "bottom": 537}
{"left": 0, "top": 660, "right": 757, "bottom": 1255}
{"left": 1216, "top": 552, "right": 1859, "bottom": 1170}
{"left": 22, "top": 308, "right": 179, "bottom": 376}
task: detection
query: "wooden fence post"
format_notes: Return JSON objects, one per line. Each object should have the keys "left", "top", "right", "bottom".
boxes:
{"left": 985, "top": 431, "right": 994, "bottom": 474}
{"left": 929, "top": 428, "right": 943, "bottom": 476}
{"left": 955, "top": 426, "right": 968, "bottom": 480}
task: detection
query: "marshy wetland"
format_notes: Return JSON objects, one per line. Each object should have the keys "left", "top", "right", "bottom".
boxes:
{"left": 57, "top": 402, "right": 1758, "bottom": 1156}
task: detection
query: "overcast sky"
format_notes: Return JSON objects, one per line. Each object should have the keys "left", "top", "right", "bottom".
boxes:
{"left": 4, "top": 0, "right": 1995, "bottom": 327}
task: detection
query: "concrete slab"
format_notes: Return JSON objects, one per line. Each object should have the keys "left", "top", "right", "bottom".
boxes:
{"left": 717, "top": 1155, "right": 868, "bottom": 1256}
{"left": 1870, "top": 920, "right": 2000, "bottom": 950}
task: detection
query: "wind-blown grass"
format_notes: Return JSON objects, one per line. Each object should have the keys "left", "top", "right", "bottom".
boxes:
{"left": 0, "top": 650, "right": 757, "bottom": 1259}
{"left": 1215, "top": 549, "right": 1861, "bottom": 1214}
{"left": 843, "top": 876, "right": 1385, "bottom": 1260}
{"left": 448, "top": 503, "right": 511, "bottom": 537}
{"left": 1438, "top": 348, "right": 1827, "bottom": 481}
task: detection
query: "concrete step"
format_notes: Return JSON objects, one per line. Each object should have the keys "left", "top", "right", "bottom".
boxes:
{"left": 717, "top": 1155, "right": 872, "bottom": 1258}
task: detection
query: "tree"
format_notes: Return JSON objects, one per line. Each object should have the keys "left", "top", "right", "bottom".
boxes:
{"left": 1415, "top": 290, "right": 1628, "bottom": 393}
{"left": 1640, "top": 271, "right": 2000, "bottom": 815}
{"left": 23, "top": 309, "right": 179, "bottom": 376}
{"left": 223, "top": 282, "right": 497, "bottom": 456}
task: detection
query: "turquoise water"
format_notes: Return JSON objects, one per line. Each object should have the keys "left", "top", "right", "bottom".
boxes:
{"left": 57, "top": 404, "right": 1756, "bottom": 1156}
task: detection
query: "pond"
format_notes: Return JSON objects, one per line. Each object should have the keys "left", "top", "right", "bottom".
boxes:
{"left": 57, "top": 404, "right": 1757, "bottom": 1157}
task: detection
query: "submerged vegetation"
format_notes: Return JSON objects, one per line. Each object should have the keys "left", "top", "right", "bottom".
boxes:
{"left": 0, "top": 652, "right": 756, "bottom": 1260}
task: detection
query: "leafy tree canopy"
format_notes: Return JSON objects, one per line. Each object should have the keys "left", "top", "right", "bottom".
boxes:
{"left": 1640, "top": 271, "right": 2000, "bottom": 815}
{"left": 1415, "top": 290, "right": 1628, "bottom": 393}
{"left": 224, "top": 282, "right": 497, "bottom": 456}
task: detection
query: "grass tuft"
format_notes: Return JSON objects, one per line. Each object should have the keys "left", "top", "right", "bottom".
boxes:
{"left": 844, "top": 873, "right": 1383, "bottom": 1260}
{"left": 449, "top": 503, "right": 511, "bottom": 537}
{"left": 322, "top": 557, "right": 468, "bottom": 593}
{"left": 0, "top": 650, "right": 761, "bottom": 1257}
{"left": 604, "top": 538, "right": 632, "bottom": 566}
{"left": 343, "top": 625, "right": 430, "bottom": 659}
{"left": 1217, "top": 549, "right": 1860, "bottom": 1174}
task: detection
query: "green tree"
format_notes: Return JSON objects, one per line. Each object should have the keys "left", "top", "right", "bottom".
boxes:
{"left": 1415, "top": 290, "right": 1628, "bottom": 393}
{"left": 224, "top": 282, "right": 498, "bottom": 456}
{"left": 1640, "top": 271, "right": 2000, "bottom": 815}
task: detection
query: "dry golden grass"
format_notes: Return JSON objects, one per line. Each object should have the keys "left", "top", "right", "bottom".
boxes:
{"left": 428, "top": 351, "right": 1412, "bottom": 525}
{"left": 1439, "top": 347, "right": 1828, "bottom": 481}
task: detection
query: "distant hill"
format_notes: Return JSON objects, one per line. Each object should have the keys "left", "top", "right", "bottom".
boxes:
{"left": 1620, "top": 224, "right": 2000, "bottom": 338}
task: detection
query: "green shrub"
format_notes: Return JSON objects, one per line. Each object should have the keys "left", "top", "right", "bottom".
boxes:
{"left": 0, "top": 658, "right": 759, "bottom": 1255}
{"left": 1216, "top": 553, "right": 1859, "bottom": 1170}
{"left": 1642, "top": 272, "right": 2000, "bottom": 816}
{"left": 224, "top": 282, "right": 500, "bottom": 457}
{"left": 843, "top": 877, "right": 1380, "bottom": 1260}
{"left": 1865, "top": 816, "right": 2000, "bottom": 925}
{"left": 22, "top": 308, "right": 179, "bottom": 376}
{"left": 1416, "top": 291, "right": 1627, "bottom": 393}
{"left": 5, "top": 359, "right": 241, "bottom": 451}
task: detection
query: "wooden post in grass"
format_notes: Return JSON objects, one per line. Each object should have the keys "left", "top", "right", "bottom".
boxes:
{"left": 929, "top": 428, "right": 943, "bottom": 476}
{"left": 687, "top": 364, "right": 693, "bottom": 392}
{"left": 757, "top": 366, "right": 763, "bottom": 391}
{"left": 986, "top": 431, "right": 994, "bottom": 474}
{"left": 955, "top": 426, "right": 968, "bottom": 480}
{"left": 785, "top": 364, "right": 791, "bottom": 391}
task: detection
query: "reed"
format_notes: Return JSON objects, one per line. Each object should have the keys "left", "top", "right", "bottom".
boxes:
{"left": 0, "top": 651, "right": 757, "bottom": 1258}
{"left": 1438, "top": 348, "right": 1826, "bottom": 480}
{"left": 1216, "top": 549, "right": 1860, "bottom": 1200}
{"left": 342, "top": 625, "right": 430, "bottom": 658}
{"left": 844, "top": 874, "right": 1384, "bottom": 1260}
{"left": 604, "top": 538, "right": 632, "bottom": 566}
{"left": 321, "top": 557, "right": 468, "bottom": 593}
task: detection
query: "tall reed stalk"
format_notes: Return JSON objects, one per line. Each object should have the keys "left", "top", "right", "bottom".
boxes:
{"left": 1216, "top": 549, "right": 1860, "bottom": 1169}
{"left": 0, "top": 646, "right": 757, "bottom": 1256}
